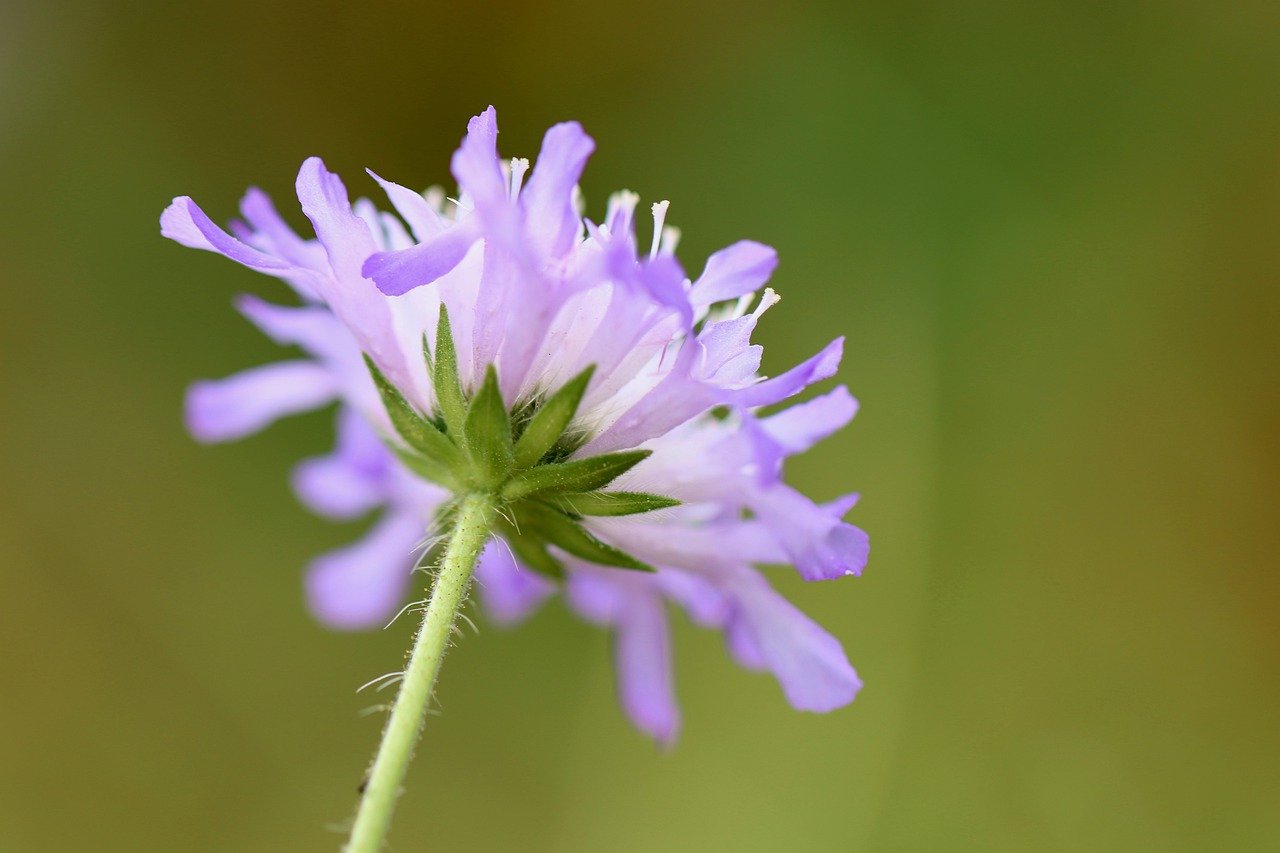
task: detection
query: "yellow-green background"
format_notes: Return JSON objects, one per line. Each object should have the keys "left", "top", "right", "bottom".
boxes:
{"left": 2, "top": 1, "right": 1276, "bottom": 850}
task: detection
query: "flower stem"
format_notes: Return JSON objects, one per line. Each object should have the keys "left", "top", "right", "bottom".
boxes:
{"left": 346, "top": 493, "right": 492, "bottom": 853}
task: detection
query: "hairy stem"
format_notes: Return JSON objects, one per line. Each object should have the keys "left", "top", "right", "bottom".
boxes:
{"left": 346, "top": 493, "right": 492, "bottom": 853}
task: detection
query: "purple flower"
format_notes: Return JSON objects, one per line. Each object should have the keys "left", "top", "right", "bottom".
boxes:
{"left": 162, "top": 107, "right": 867, "bottom": 743}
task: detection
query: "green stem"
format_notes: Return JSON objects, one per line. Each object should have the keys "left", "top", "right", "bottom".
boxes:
{"left": 346, "top": 493, "right": 492, "bottom": 853}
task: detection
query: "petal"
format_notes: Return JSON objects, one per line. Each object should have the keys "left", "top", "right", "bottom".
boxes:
{"left": 656, "top": 569, "right": 728, "bottom": 628}
{"left": 367, "top": 169, "right": 446, "bottom": 241}
{"left": 294, "top": 157, "right": 416, "bottom": 390}
{"left": 237, "top": 187, "right": 323, "bottom": 270}
{"left": 161, "top": 196, "right": 311, "bottom": 281}
{"left": 726, "top": 572, "right": 861, "bottom": 712}
{"left": 564, "top": 568, "right": 627, "bottom": 624}
{"left": 292, "top": 408, "right": 393, "bottom": 519}
{"left": 305, "top": 511, "right": 425, "bottom": 630}
{"left": 749, "top": 486, "right": 869, "bottom": 581}
{"left": 727, "top": 337, "right": 844, "bottom": 408}
{"left": 362, "top": 218, "right": 481, "bottom": 296}
{"left": 235, "top": 294, "right": 352, "bottom": 363}
{"left": 614, "top": 592, "right": 680, "bottom": 744}
{"left": 689, "top": 240, "right": 778, "bottom": 307}
{"left": 450, "top": 106, "right": 507, "bottom": 214}
{"left": 473, "top": 539, "right": 557, "bottom": 626}
{"left": 185, "top": 360, "right": 336, "bottom": 443}
{"left": 761, "top": 386, "right": 858, "bottom": 455}
{"left": 519, "top": 121, "right": 595, "bottom": 258}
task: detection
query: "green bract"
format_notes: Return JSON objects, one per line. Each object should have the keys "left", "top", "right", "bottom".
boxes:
{"left": 365, "top": 310, "right": 678, "bottom": 578}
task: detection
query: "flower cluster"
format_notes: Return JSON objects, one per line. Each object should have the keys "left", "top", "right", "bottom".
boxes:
{"left": 162, "top": 107, "right": 868, "bottom": 743}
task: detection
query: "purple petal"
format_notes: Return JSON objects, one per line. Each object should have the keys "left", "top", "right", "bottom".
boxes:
{"left": 750, "top": 486, "right": 869, "bottom": 581}
{"left": 727, "top": 574, "right": 861, "bottom": 712}
{"left": 579, "top": 342, "right": 714, "bottom": 455}
{"left": 761, "top": 386, "right": 858, "bottom": 455}
{"left": 305, "top": 511, "right": 425, "bottom": 630}
{"left": 728, "top": 337, "right": 844, "bottom": 408}
{"left": 185, "top": 360, "right": 336, "bottom": 443}
{"left": 614, "top": 593, "right": 680, "bottom": 745}
{"left": 450, "top": 106, "right": 507, "bottom": 213}
{"left": 235, "top": 295, "right": 351, "bottom": 363}
{"left": 294, "top": 157, "right": 415, "bottom": 390}
{"left": 363, "top": 219, "right": 481, "bottom": 296}
{"left": 656, "top": 569, "right": 728, "bottom": 628}
{"left": 161, "top": 196, "right": 298, "bottom": 275}
{"left": 689, "top": 240, "right": 778, "bottom": 307}
{"left": 564, "top": 568, "right": 628, "bottom": 624}
{"left": 237, "top": 187, "right": 322, "bottom": 270}
{"left": 519, "top": 121, "right": 595, "bottom": 258}
{"left": 474, "top": 539, "right": 556, "bottom": 626}
{"left": 292, "top": 409, "right": 393, "bottom": 519}
{"left": 367, "top": 170, "right": 445, "bottom": 241}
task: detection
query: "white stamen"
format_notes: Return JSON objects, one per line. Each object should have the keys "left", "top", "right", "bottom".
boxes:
{"left": 650, "top": 200, "right": 670, "bottom": 259}
{"left": 659, "top": 225, "right": 681, "bottom": 256}
{"left": 509, "top": 157, "right": 530, "bottom": 200}
{"left": 752, "top": 287, "right": 781, "bottom": 319}
{"left": 423, "top": 186, "right": 446, "bottom": 213}
{"left": 730, "top": 293, "right": 755, "bottom": 319}
{"left": 607, "top": 190, "right": 640, "bottom": 227}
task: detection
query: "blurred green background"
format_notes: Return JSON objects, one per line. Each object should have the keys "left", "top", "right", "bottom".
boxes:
{"left": 2, "top": 1, "right": 1277, "bottom": 849}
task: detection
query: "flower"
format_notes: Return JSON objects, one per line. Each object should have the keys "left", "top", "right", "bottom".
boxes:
{"left": 162, "top": 107, "right": 868, "bottom": 743}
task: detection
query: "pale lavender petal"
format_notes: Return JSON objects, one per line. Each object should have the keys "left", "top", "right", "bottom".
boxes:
{"left": 519, "top": 121, "right": 594, "bottom": 257}
{"left": 162, "top": 196, "right": 299, "bottom": 275}
{"left": 450, "top": 106, "right": 507, "bottom": 214}
{"left": 295, "top": 157, "right": 414, "bottom": 389}
{"left": 235, "top": 295, "right": 352, "bottom": 363}
{"left": 579, "top": 343, "right": 714, "bottom": 455}
{"left": 728, "top": 337, "right": 844, "bottom": 408}
{"left": 750, "top": 486, "right": 869, "bottom": 581}
{"left": 292, "top": 408, "right": 393, "bottom": 519}
{"left": 363, "top": 219, "right": 481, "bottom": 296}
{"left": 473, "top": 539, "right": 556, "bottom": 626}
{"left": 564, "top": 568, "right": 627, "bottom": 624}
{"left": 761, "top": 386, "right": 858, "bottom": 455}
{"left": 725, "top": 611, "right": 768, "bottom": 671}
{"left": 589, "top": 517, "right": 786, "bottom": 572}
{"left": 185, "top": 360, "right": 336, "bottom": 443}
{"left": 237, "top": 187, "right": 323, "bottom": 270}
{"left": 305, "top": 511, "right": 425, "bottom": 630}
{"left": 656, "top": 569, "right": 728, "bottom": 628}
{"left": 689, "top": 240, "right": 778, "bottom": 307}
{"left": 614, "top": 593, "right": 680, "bottom": 744}
{"left": 367, "top": 170, "right": 446, "bottom": 241}
{"left": 727, "top": 574, "right": 861, "bottom": 711}
{"left": 698, "top": 315, "right": 763, "bottom": 385}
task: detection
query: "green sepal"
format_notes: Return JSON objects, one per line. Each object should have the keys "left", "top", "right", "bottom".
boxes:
{"left": 501, "top": 450, "right": 651, "bottom": 501}
{"left": 549, "top": 491, "right": 680, "bottom": 517}
{"left": 518, "top": 502, "right": 655, "bottom": 572}
{"left": 464, "top": 365, "right": 514, "bottom": 489}
{"left": 431, "top": 306, "right": 468, "bottom": 442}
{"left": 390, "top": 446, "right": 459, "bottom": 490}
{"left": 512, "top": 365, "right": 594, "bottom": 469}
{"left": 365, "top": 355, "right": 464, "bottom": 470}
{"left": 494, "top": 516, "right": 567, "bottom": 580}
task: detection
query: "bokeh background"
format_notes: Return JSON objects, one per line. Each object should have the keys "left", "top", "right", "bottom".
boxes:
{"left": 2, "top": 1, "right": 1277, "bottom": 850}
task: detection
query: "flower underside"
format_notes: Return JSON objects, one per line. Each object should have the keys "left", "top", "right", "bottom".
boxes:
{"left": 371, "top": 306, "right": 679, "bottom": 579}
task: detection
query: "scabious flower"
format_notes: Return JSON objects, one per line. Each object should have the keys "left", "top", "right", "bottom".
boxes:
{"left": 163, "top": 107, "right": 868, "bottom": 743}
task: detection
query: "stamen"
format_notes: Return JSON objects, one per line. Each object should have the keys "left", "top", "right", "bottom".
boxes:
{"left": 751, "top": 287, "right": 781, "bottom": 319}
{"left": 423, "top": 186, "right": 446, "bottom": 214}
{"left": 606, "top": 190, "right": 640, "bottom": 233}
{"left": 509, "top": 157, "right": 530, "bottom": 200}
{"left": 659, "top": 225, "right": 681, "bottom": 256}
{"left": 650, "top": 200, "right": 670, "bottom": 259}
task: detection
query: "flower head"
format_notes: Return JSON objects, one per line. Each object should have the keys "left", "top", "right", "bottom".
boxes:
{"left": 162, "top": 107, "right": 868, "bottom": 742}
